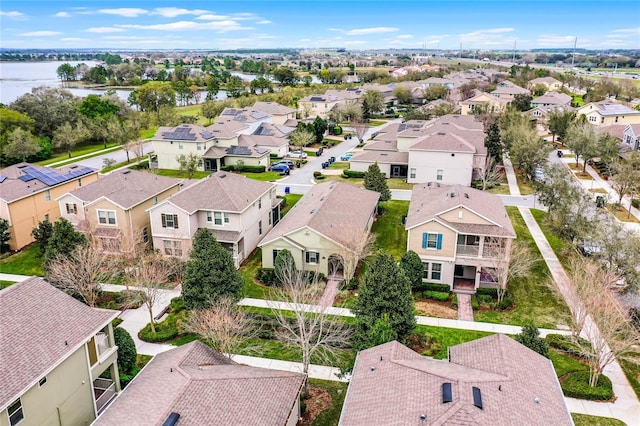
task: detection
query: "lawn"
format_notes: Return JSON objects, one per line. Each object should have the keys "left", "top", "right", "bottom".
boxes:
{"left": 606, "top": 204, "right": 639, "bottom": 223}
{"left": 326, "top": 161, "right": 349, "bottom": 170}
{"left": 0, "top": 245, "right": 44, "bottom": 276}
{"left": 485, "top": 183, "right": 511, "bottom": 195}
{"left": 102, "top": 157, "right": 147, "bottom": 173}
{"left": 280, "top": 193, "right": 303, "bottom": 217}
{"left": 571, "top": 414, "right": 627, "bottom": 426}
{"left": 309, "top": 379, "right": 348, "bottom": 426}
{"left": 152, "top": 169, "right": 210, "bottom": 179}
{"left": 549, "top": 349, "right": 588, "bottom": 377}
{"left": 415, "top": 325, "right": 493, "bottom": 359}
{"left": 473, "top": 207, "right": 572, "bottom": 329}
{"left": 241, "top": 171, "right": 284, "bottom": 181}
{"left": 513, "top": 167, "right": 536, "bottom": 195}
{"left": 0, "top": 280, "right": 15, "bottom": 289}
{"left": 35, "top": 143, "right": 120, "bottom": 166}
{"left": 139, "top": 128, "right": 158, "bottom": 139}
{"left": 619, "top": 357, "right": 640, "bottom": 401}
{"left": 240, "top": 249, "right": 272, "bottom": 299}
{"left": 322, "top": 174, "right": 413, "bottom": 190}
{"left": 372, "top": 200, "right": 409, "bottom": 260}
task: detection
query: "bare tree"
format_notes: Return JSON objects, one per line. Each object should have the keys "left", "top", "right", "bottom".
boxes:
{"left": 352, "top": 119, "right": 368, "bottom": 143}
{"left": 184, "top": 297, "right": 257, "bottom": 358}
{"left": 46, "top": 244, "right": 114, "bottom": 307}
{"left": 268, "top": 257, "right": 351, "bottom": 391}
{"left": 132, "top": 139, "right": 145, "bottom": 163}
{"left": 339, "top": 233, "right": 376, "bottom": 285}
{"left": 176, "top": 152, "right": 202, "bottom": 179}
{"left": 486, "top": 240, "right": 537, "bottom": 302}
{"left": 479, "top": 156, "right": 504, "bottom": 191}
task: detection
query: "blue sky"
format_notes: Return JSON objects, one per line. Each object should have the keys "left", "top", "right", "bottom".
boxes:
{"left": 1, "top": 1, "right": 638, "bottom": 50}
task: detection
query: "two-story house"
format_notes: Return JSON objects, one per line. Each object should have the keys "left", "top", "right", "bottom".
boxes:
{"left": 405, "top": 183, "right": 516, "bottom": 292}
{"left": 577, "top": 100, "right": 640, "bottom": 127}
{"left": 252, "top": 102, "right": 297, "bottom": 125}
{"left": 0, "top": 163, "right": 98, "bottom": 251}
{"left": 490, "top": 81, "right": 530, "bottom": 102}
{"left": 56, "top": 170, "right": 185, "bottom": 251}
{"left": 460, "top": 91, "right": 508, "bottom": 115}
{"left": 259, "top": 182, "right": 379, "bottom": 277}
{"left": 623, "top": 124, "right": 640, "bottom": 151}
{"left": 298, "top": 88, "right": 364, "bottom": 119}
{"left": 0, "top": 277, "right": 120, "bottom": 426}
{"left": 147, "top": 171, "right": 279, "bottom": 267}
{"left": 528, "top": 76, "right": 563, "bottom": 92}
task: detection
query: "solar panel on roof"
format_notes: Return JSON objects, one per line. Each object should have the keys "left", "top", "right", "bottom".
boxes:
{"left": 0, "top": 176, "right": 6, "bottom": 183}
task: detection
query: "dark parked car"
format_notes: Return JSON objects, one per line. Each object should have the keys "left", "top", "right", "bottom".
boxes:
{"left": 269, "top": 163, "right": 290, "bottom": 174}
{"left": 278, "top": 160, "right": 295, "bottom": 169}
{"left": 316, "top": 147, "right": 324, "bottom": 156}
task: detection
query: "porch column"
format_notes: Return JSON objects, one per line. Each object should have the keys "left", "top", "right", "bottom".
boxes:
{"left": 475, "top": 268, "right": 481, "bottom": 290}
{"left": 478, "top": 237, "right": 485, "bottom": 258}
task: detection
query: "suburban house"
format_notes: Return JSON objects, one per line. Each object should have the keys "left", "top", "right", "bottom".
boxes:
{"left": 528, "top": 76, "right": 563, "bottom": 92}
{"left": 0, "top": 277, "right": 120, "bottom": 426}
{"left": 0, "top": 163, "right": 98, "bottom": 251}
{"left": 56, "top": 170, "right": 185, "bottom": 251}
{"left": 531, "top": 92, "right": 572, "bottom": 108}
{"left": 298, "top": 88, "right": 364, "bottom": 118}
{"left": 94, "top": 341, "right": 305, "bottom": 426}
{"left": 577, "top": 100, "right": 640, "bottom": 127}
{"left": 252, "top": 101, "right": 297, "bottom": 125}
{"left": 259, "top": 182, "right": 379, "bottom": 276}
{"left": 460, "top": 92, "right": 508, "bottom": 115}
{"left": 490, "top": 80, "right": 530, "bottom": 101}
{"left": 147, "top": 171, "right": 279, "bottom": 267}
{"left": 349, "top": 115, "right": 487, "bottom": 186}
{"left": 339, "top": 336, "right": 572, "bottom": 425}
{"left": 623, "top": 124, "right": 640, "bottom": 151}
{"left": 405, "top": 183, "right": 516, "bottom": 292}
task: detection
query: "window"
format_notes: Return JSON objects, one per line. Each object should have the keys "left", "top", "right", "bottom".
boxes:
{"left": 213, "top": 212, "right": 229, "bottom": 225}
{"left": 305, "top": 251, "right": 319, "bottom": 264}
{"left": 258, "top": 220, "right": 262, "bottom": 235}
{"left": 258, "top": 198, "right": 262, "bottom": 209}
{"left": 207, "top": 211, "right": 213, "bottom": 222}
{"left": 161, "top": 213, "right": 179, "bottom": 229}
{"left": 422, "top": 233, "right": 442, "bottom": 250}
{"left": 142, "top": 227, "right": 149, "bottom": 243}
{"left": 431, "top": 263, "right": 442, "bottom": 280}
{"left": 8, "top": 399, "right": 23, "bottom": 426}
{"left": 197, "top": 142, "right": 203, "bottom": 151}
{"left": 153, "top": 196, "right": 158, "bottom": 205}
{"left": 44, "top": 190, "right": 51, "bottom": 202}
{"left": 163, "top": 240, "right": 183, "bottom": 256}
{"left": 268, "top": 211, "right": 272, "bottom": 225}
{"left": 39, "top": 377, "right": 47, "bottom": 387}
{"left": 410, "top": 168, "right": 416, "bottom": 179}
{"left": 178, "top": 142, "right": 184, "bottom": 150}
{"left": 436, "top": 170, "right": 443, "bottom": 181}
{"left": 78, "top": 178, "right": 82, "bottom": 187}
{"left": 65, "top": 203, "right": 77, "bottom": 214}
{"left": 44, "top": 214, "right": 49, "bottom": 221}
{"left": 98, "top": 210, "right": 116, "bottom": 225}
{"left": 272, "top": 249, "right": 280, "bottom": 264}
{"left": 422, "top": 262, "right": 430, "bottom": 279}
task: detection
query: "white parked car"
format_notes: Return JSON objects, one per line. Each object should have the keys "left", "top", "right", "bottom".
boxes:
{"left": 288, "top": 150, "right": 308, "bottom": 159}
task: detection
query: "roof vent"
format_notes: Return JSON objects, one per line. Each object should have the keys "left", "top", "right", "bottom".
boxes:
{"left": 442, "top": 383, "right": 452, "bottom": 403}
{"left": 163, "top": 412, "right": 180, "bottom": 426}
{"left": 472, "top": 387, "right": 483, "bottom": 410}
{"left": 219, "top": 173, "right": 226, "bottom": 178}
{"left": 310, "top": 209, "right": 316, "bottom": 214}
{"left": 420, "top": 414, "right": 427, "bottom": 421}
{"left": 370, "top": 367, "right": 375, "bottom": 372}
{"left": 427, "top": 182, "right": 432, "bottom": 187}
{"left": 534, "top": 397, "right": 540, "bottom": 404}
{"left": 437, "top": 132, "right": 446, "bottom": 136}
{"left": 122, "top": 170, "right": 131, "bottom": 175}
{"left": 464, "top": 193, "right": 469, "bottom": 199}
{"left": 450, "top": 192, "right": 456, "bottom": 198}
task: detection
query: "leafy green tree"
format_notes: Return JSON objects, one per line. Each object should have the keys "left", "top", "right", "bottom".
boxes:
{"left": 114, "top": 327, "right": 137, "bottom": 374}
{"left": 511, "top": 94, "right": 533, "bottom": 111}
{"left": 422, "top": 85, "right": 449, "bottom": 101}
{"left": 565, "top": 122, "right": 599, "bottom": 173}
{"left": 548, "top": 110, "right": 576, "bottom": 143}
{"left": 10, "top": 87, "right": 80, "bottom": 139}
{"left": 503, "top": 122, "right": 550, "bottom": 181}
{"left": 225, "top": 76, "right": 245, "bottom": 98}
{"left": 31, "top": 219, "right": 53, "bottom": 255}
{"left": 289, "top": 128, "right": 314, "bottom": 153}
{"left": 183, "top": 229, "right": 243, "bottom": 309}
{"left": 515, "top": 323, "right": 550, "bottom": 358}
{"left": 274, "top": 249, "right": 295, "bottom": 286}
{"left": 128, "top": 82, "right": 176, "bottom": 114}
{"left": 79, "top": 94, "right": 120, "bottom": 119}
{"left": 56, "top": 63, "right": 77, "bottom": 82}
{"left": 356, "top": 313, "right": 398, "bottom": 350}
{"left": 201, "top": 100, "right": 225, "bottom": 124}
{"left": 44, "top": 217, "right": 87, "bottom": 264}
{"left": 311, "top": 116, "right": 328, "bottom": 144}
{"left": 4, "top": 128, "right": 41, "bottom": 162}
{"left": 53, "top": 121, "right": 90, "bottom": 158}
{"left": 361, "top": 90, "right": 385, "bottom": 119}
{"left": 353, "top": 251, "right": 415, "bottom": 339}
{"left": 206, "top": 77, "right": 220, "bottom": 101}
{"left": 532, "top": 84, "right": 547, "bottom": 97}
{"left": 484, "top": 122, "right": 502, "bottom": 162}
{"left": 0, "top": 108, "right": 34, "bottom": 137}
{"left": 273, "top": 67, "right": 298, "bottom": 87}
{"left": 0, "top": 218, "right": 10, "bottom": 253}
{"left": 176, "top": 152, "right": 201, "bottom": 179}
{"left": 393, "top": 86, "right": 412, "bottom": 104}
{"left": 400, "top": 250, "right": 424, "bottom": 291}
{"left": 364, "top": 162, "right": 391, "bottom": 202}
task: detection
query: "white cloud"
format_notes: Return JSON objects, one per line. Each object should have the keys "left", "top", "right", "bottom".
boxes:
{"left": 118, "top": 20, "right": 249, "bottom": 32}
{"left": 86, "top": 27, "right": 126, "bottom": 33}
{"left": 61, "top": 37, "right": 88, "bottom": 42}
{"left": 197, "top": 14, "right": 231, "bottom": 21}
{"left": 20, "top": 31, "right": 62, "bottom": 36}
{"left": 0, "top": 10, "right": 26, "bottom": 19}
{"left": 211, "top": 34, "right": 277, "bottom": 48}
{"left": 536, "top": 34, "right": 576, "bottom": 47}
{"left": 257, "top": 20, "right": 271, "bottom": 24}
{"left": 54, "top": 12, "right": 71, "bottom": 18}
{"left": 98, "top": 8, "right": 149, "bottom": 18}
{"left": 151, "top": 8, "right": 209, "bottom": 18}
{"left": 343, "top": 40, "right": 367, "bottom": 46}
{"left": 396, "top": 34, "right": 413, "bottom": 39}
{"left": 459, "top": 27, "right": 515, "bottom": 46}
{"left": 346, "top": 27, "right": 398, "bottom": 36}
{"left": 612, "top": 27, "right": 640, "bottom": 34}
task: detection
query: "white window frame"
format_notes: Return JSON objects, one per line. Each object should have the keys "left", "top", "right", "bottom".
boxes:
{"left": 207, "top": 211, "right": 213, "bottom": 222}
{"left": 163, "top": 240, "right": 183, "bottom": 257}
{"left": 258, "top": 220, "right": 262, "bottom": 235}
{"left": 8, "top": 398, "right": 24, "bottom": 426}
{"left": 306, "top": 251, "right": 319, "bottom": 264}
{"left": 44, "top": 190, "right": 51, "bottom": 202}
{"left": 97, "top": 210, "right": 117, "bottom": 226}
{"left": 410, "top": 168, "right": 416, "bottom": 179}
{"left": 65, "top": 203, "right": 77, "bottom": 214}
{"left": 436, "top": 170, "right": 443, "bottom": 181}
{"left": 426, "top": 233, "right": 438, "bottom": 249}
{"left": 431, "top": 263, "right": 442, "bottom": 280}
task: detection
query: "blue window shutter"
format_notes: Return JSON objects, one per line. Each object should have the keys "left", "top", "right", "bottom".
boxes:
{"left": 436, "top": 234, "right": 443, "bottom": 250}
{"left": 422, "top": 233, "right": 428, "bottom": 249}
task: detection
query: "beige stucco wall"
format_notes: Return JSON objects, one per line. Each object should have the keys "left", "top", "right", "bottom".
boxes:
{"left": 407, "top": 150, "right": 474, "bottom": 185}
{"left": 0, "top": 345, "right": 95, "bottom": 426}
{"left": 579, "top": 110, "right": 640, "bottom": 127}
{"left": 271, "top": 112, "right": 296, "bottom": 126}
{"left": 57, "top": 194, "right": 87, "bottom": 225}
{"left": 3, "top": 173, "right": 99, "bottom": 250}
{"left": 407, "top": 221, "right": 456, "bottom": 259}
{"left": 439, "top": 207, "right": 492, "bottom": 225}
{"left": 224, "top": 154, "right": 269, "bottom": 167}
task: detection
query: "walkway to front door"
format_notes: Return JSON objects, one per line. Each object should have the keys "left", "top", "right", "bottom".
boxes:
{"left": 456, "top": 293, "right": 474, "bottom": 321}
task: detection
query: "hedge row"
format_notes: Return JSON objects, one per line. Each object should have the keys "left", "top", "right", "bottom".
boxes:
{"left": 476, "top": 287, "right": 498, "bottom": 298}
{"left": 415, "top": 282, "right": 451, "bottom": 293}
{"left": 561, "top": 371, "right": 613, "bottom": 401}
{"left": 545, "top": 334, "right": 590, "bottom": 359}
{"left": 422, "top": 291, "right": 450, "bottom": 302}
{"left": 220, "top": 165, "right": 266, "bottom": 173}
{"left": 342, "top": 169, "right": 366, "bottom": 178}
{"left": 255, "top": 268, "right": 326, "bottom": 287}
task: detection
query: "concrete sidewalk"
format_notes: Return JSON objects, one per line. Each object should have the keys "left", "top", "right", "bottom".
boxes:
{"left": 231, "top": 354, "right": 347, "bottom": 382}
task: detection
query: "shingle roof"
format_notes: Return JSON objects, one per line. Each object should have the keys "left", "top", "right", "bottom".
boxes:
{"left": 532, "top": 92, "right": 572, "bottom": 106}
{"left": 0, "top": 163, "right": 97, "bottom": 203}
{"left": 0, "top": 277, "right": 118, "bottom": 410}
{"left": 350, "top": 151, "right": 409, "bottom": 164}
{"left": 95, "top": 341, "right": 305, "bottom": 426}
{"left": 339, "top": 336, "right": 572, "bottom": 426}
{"left": 239, "top": 134, "right": 288, "bottom": 148}
{"left": 63, "top": 170, "right": 183, "bottom": 209}
{"left": 529, "top": 76, "right": 561, "bottom": 85}
{"left": 405, "top": 183, "right": 515, "bottom": 238}
{"left": 260, "top": 182, "right": 379, "bottom": 251}
{"left": 252, "top": 101, "right": 296, "bottom": 116}
{"left": 158, "top": 171, "right": 274, "bottom": 214}
{"left": 587, "top": 101, "right": 640, "bottom": 116}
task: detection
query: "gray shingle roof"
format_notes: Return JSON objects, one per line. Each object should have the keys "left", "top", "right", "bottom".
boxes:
{"left": 64, "top": 170, "right": 183, "bottom": 209}
{"left": 0, "top": 277, "right": 118, "bottom": 410}
{"left": 252, "top": 101, "right": 296, "bottom": 116}
{"left": 350, "top": 151, "right": 409, "bottom": 164}
{"left": 339, "top": 336, "right": 572, "bottom": 426}
{"left": 406, "top": 183, "right": 515, "bottom": 238}
{"left": 95, "top": 341, "right": 304, "bottom": 426}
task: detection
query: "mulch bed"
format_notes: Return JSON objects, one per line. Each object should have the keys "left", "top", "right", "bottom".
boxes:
{"left": 299, "top": 386, "right": 332, "bottom": 425}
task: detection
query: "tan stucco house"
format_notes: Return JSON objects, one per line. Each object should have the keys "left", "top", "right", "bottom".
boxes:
{"left": 56, "top": 169, "right": 185, "bottom": 251}
{"left": 460, "top": 92, "right": 508, "bottom": 115}
{"left": 94, "top": 341, "right": 305, "bottom": 426}
{"left": 298, "top": 88, "right": 364, "bottom": 119}
{"left": 577, "top": 100, "right": 640, "bottom": 127}
{"left": 0, "top": 163, "right": 98, "bottom": 251}
{"left": 259, "top": 182, "right": 379, "bottom": 276}
{"left": 623, "top": 124, "right": 640, "bottom": 151}
{"left": 252, "top": 101, "right": 297, "bottom": 125}
{"left": 148, "top": 171, "right": 279, "bottom": 267}
{"left": 0, "top": 277, "right": 120, "bottom": 426}
{"left": 405, "top": 183, "right": 516, "bottom": 292}
{"left": 528, "top": 76, "right": 563, "bottom": 92}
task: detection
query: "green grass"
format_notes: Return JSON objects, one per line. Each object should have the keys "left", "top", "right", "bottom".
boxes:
{"left": 530, "top": 209, "right": 574, "bottom": 269}
{"left": 101, "top": 157, "right": 147, "bottom": 173}
{"left": 0, "top": 245, "right": 44, "bottom": 276}
{"left": 139, "top": 128, "right": 158, "bottom": 139}
{"left": 485, "top": 183, "right": 511, "bottom": 195}
{"left": 368, "top": 120, "right": 387, "bottom": 127}
{"left": 240, "top": 249, "right": 273, "bottom": 299}
{"left": 309, "top": 379, "right": 348, "bottom": 426}
{"left": 514, "top": 167, "right": 536, "bottom": 195}
{"left": 153, "top": 169, "right": 210, "bottom": 179}
{"left": 372, "top": 200, "right": 409, "bottom": 260}
{"left": 549, "top": 349, "right": 589, "bottom": 377}
{"left": 571, "top": 414, "right": 627, "bottom": 426}
{"left": 572, "top": 95, "right": 585, "bottom": 107}
{"left": 241, "top": 171, "right": 284, "bottom": 181}
{"left": 327, "top": 161, "right": 349, "bottom": 170}
{"left": 280, "top": 193, "right": 303, "bottom": 217}
{"left": 35, "top": 143, "right": 120, "bottom": 166}
{"left": 0, "top": 280, "right": 16, "bottom": 289}
{"left": 619, "top": 358, "right": 640, "bottom": 401}
{"left": 322, "top": 174, "right": 412, "bottom": 189}
{"left": 415, "top": 325, "right": 493, "bottom": 359}
{"left": 473, "top": 207, "right": 572, "bottom": 329}
{"left": 136, "top": 354, "right": 153, "bottom": 369}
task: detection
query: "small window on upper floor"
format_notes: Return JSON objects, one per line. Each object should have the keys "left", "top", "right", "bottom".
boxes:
{"left": 44, "top": 190, "right": 51, "bottom": 202}
{"left": 78, "top": 178, "right": 82, "bottom": 187}
{"left": 39, "top": 377, "right": 47, "bottom": 387}
{"left": 8, "top": 398, "right": 24, "bottom": 426}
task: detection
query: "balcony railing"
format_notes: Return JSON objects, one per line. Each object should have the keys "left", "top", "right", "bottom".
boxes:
{"left": 94, "top": 378, "right": 116, "bottom": 413}
{"left": 96, "top": 332, "right": 110, "bottom": 356}
{"left": 456, "top": 244, "right": 479, "bottom": 256}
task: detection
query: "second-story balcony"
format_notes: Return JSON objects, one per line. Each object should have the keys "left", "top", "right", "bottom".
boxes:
{"left": 456, "top": 244, "right": 480, "bottom": 257}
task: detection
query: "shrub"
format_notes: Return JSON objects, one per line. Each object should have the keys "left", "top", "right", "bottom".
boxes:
{"left": 255, "top": 268, "right": 277, "bottom": 286}
{"left": 138, "top": 320, "right": 179, "bottom": 342}
{"left": 415, "top": 282, "right": 451, "bottom": 293}
{"left": 630, "top": 307, "right": 640, "bottom": 332}
{"left": 313, "top": 171, "right": 325, "bottom": 179}
{"left": 114, "top": 327, "right": 137, "bottom": 374}
{"left": 471, "top": 295, "right": 479, "bottom": 310}
{"left": 333, "top": 125, "right": 342, "bottom": 135}
{"left": 342, "top": 169, "right": 366, "bottom": 178}
{"left": 561, "top": 371, "right": 613, "bottom": 401}
{"left": 476, "top": 294, "right": 494, "bottom": 305}
{"left": 515, "top": 323, "right": 550, "bottom": 358}
{"left": 632, "top": 199, "right": 640, "bottom": 209}
{"left": 345, "top": 277, "right": 359, "bottom": 290}
{"left": 422, "top": 290, "right": 450, "bottom": 302}
{"left": 495, "top": 296, "right": 513, "bottom": 310}
{"left": 220, "top": 165, "right": 266, "bottom": 173}
{"left": 476, "top": 287, "right": 498, "bottom": 298}
{"left": 546, "top": 334, "right": 589, "bottom": 359}
{"left": 450, "top": 293, "right": 458, "bottom": 308}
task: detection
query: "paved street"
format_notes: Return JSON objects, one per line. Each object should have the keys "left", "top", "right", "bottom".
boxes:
{"left": 49, "top": 142, "right": 153, "bottom": 171}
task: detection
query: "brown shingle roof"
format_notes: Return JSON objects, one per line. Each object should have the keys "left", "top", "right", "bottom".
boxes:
{"left": 405, "top": 183, "right": 515, "bottom": 238}
{"left": 252, "top": 101, "right": 296, "bottom": 116}
{"left": 350, "top": 151, "right": 409, "bottom": 164}
{"left": 260, "top": 182, "right": 379, "bottom": 251}
{"left": 339, "top": 336, "right": 572, "bottom": 426}
{"left": 158, "top": 171, "right": 274, "bottom": 214}
{"left": 95, "top": 341, "right": 304, "bottom": 426}
{"left": 0, "top": 277, "right": 118, "bottom": 410}
{"left": 64, "top": 170, "right": 183, "bottom": 209}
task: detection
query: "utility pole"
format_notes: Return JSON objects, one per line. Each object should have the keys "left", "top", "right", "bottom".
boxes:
{"left": 512, "top": 40, "right": 517, "bottom": 64}
{"left": 571, "top": 37, "right": 578, "bottom": 68}
{"left": 459, "top": 43, "right": 462, "bottom": 59}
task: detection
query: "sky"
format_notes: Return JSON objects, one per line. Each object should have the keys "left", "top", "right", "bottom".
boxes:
{"left": 0, "top": 1, "right": 639, "bottom": 51}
